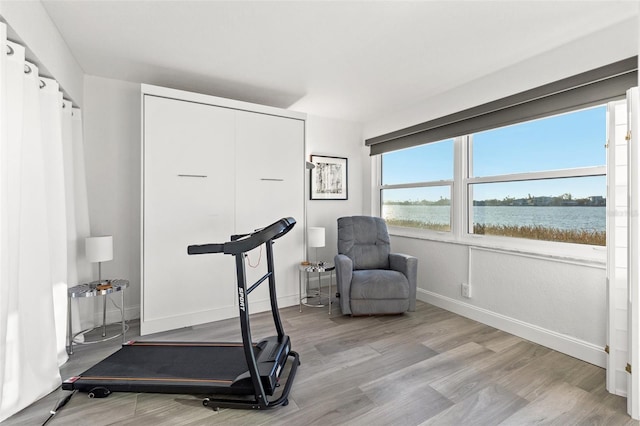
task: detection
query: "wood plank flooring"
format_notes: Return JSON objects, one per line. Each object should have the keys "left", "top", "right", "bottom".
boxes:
{"left": 5, "top": 301, "right": 638, "bottom": 425}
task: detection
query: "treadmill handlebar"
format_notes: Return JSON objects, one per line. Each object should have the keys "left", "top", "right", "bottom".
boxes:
{"left": 187, "top": 217, "right": 296, "bottom": 256}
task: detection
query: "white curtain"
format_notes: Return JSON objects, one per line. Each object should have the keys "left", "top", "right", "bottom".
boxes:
{"left": 0, "top": 23, "right": 91, "bottom": 422}
{"left": 64, "top": 105, "right": 93, "bottom": 342}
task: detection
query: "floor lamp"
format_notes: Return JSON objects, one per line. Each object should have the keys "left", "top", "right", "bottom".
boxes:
{"left": 86, "top": 235, "right": 113, "bottom": 337}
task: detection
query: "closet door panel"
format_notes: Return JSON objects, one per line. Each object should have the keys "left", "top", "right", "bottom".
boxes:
{"left": 142, "top": 96, "right": 237, "bottom": 334}
{"left": 235, "top": 111, "right": 304, "bottom": 309}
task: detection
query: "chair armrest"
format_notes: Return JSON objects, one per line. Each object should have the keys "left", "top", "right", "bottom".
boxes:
{"left": 389, "top": 253, "right": 418, "bottom": 311}
{"left": 334, "top": 254, "right": 353, "bottom": 315}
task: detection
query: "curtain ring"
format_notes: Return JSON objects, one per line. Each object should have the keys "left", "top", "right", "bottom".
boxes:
{"left": 39, "top": 79, "right": 46, "bottom": 89}
{"left": 6, "top": 45, "right": 13, "bottom": 56}
{"left": 24, "top": 64, "right": 32, "bottom": 74}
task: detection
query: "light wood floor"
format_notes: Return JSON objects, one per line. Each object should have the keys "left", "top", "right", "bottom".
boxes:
{"left": 5, "top": 300, "right": 638, "bottom": 425}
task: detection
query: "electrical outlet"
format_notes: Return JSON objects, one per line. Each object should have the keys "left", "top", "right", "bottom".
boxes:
{"left": 461, "top": 283, "right": 471, "bottom": 298}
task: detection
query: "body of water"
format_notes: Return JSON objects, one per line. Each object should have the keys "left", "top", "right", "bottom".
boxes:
{"left": 383, "top": 204, "right": 606, "bottom": 231}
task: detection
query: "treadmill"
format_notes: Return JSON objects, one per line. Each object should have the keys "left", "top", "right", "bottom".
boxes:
{"left": 63, "top": 217, "right": 300, "bottom": 410}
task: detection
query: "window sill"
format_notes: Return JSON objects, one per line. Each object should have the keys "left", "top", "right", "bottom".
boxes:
{"left": 388, "top": 226, "right": 606, "bottom": 268}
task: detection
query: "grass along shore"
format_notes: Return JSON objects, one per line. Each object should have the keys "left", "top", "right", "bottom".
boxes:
{"left": 385, "top": 218, "right": 605, "bottom": 246}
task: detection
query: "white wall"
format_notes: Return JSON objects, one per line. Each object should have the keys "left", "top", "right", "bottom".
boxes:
{"left": 83, "top": 76, "right": 141, "bottom": 321}
{"left": 81, "top": 77, "right": 369, "bottom": 321}
{"left": 392, "top": 236, "right": 606, "bottom": 365}
{"left": 0, "top": 2, "right": 83, "bottom": 105}
{"left": 364, "top": 17, "right": 638, "bottom": 139}
{"left": 362, "top": 18, "right": 639, "bottom": 366}
{"left": 305, "top": 115, "right": 367, "bottom": 263}
{"left": 6, "top": 1, "right": 633, "bottom": 361}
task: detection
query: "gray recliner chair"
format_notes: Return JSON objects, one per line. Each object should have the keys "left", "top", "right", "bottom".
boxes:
{"left": 334, "top": 216, "right": 417, "bottom": 315}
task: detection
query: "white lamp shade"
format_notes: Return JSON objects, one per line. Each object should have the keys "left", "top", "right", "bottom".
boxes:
{"left": 308, "top": 227, "right": 325, "bottom": 248}
{"left": 85, "top": 236, "right": 113, "bottom": 263}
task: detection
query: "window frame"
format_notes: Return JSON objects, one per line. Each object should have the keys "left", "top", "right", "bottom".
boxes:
{"left": 378, "top": 139, "right": 455, "bottom": 237}
{"left": 375, "top": 105, "right": 611, "bottom": 263}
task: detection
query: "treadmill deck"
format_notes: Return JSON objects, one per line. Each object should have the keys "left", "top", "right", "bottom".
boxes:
{"left": 63, "top": 337, "right": 288, "bottom": 395}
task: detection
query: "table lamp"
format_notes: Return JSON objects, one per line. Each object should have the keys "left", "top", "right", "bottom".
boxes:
{"left": 308, "top": 227, "right": 325, "bottom": 266}
{"left": 86, "top": 235, "right": 113, "bottom": 337}
{"left": 86, "top": 235, "right": 113, "bottom": 284}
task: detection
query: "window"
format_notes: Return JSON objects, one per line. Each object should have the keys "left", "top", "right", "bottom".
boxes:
{"left": 468, "top": 106, "right": 606, "bottom": 246}
{"left": 380, "top": 139, "right": 453, "bottom": 231}
{"left": 470, "top": 107, "right": 606, "bottom": 176}
{"left": 378, "top": 106, "right": 608, "bottom": 247}
{"left": 382, "top": 186, "right": 451, "bottom": 231}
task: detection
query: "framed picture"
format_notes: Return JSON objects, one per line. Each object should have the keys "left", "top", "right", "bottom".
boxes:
{"left": 310, "top": 155, "right": 348, "bottom": 200}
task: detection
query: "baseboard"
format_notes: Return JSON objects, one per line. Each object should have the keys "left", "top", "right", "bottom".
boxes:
{"left": 86, "top": 305, "right": 140, "bottom": 328}
{"left": 250, "top": 294, "right": 301, "bottom": 314}
{"left": 417, "top": 289, "right": 606, "bottom": 368}
{"left": 124, "top": 306, "right": 140, "bottom": 322}
{"left": 119, "top": 294, "right": 301, "bottom": 326}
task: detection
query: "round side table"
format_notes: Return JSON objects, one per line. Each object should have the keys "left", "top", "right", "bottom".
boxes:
{"left": 299, "top": 263, "right": 335, "bottom": 314}
{"left": 67, "top": 279, "right": 129, "bottom": 355}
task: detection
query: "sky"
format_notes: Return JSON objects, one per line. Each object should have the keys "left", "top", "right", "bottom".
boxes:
{"left": 382, "top": 105, "right": 607, "bottom": 202}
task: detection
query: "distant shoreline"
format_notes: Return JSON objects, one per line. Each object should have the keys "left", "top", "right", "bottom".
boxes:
{"left": 384, "top": 196, "right": 605, "bottom": 207}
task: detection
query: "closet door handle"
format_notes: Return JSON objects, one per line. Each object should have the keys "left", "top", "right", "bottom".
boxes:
{"left": 177, "top": 174, "right": 208, "bottom": 178}
{"left": 260, "top": 178, "right": 284, "bottom": 182}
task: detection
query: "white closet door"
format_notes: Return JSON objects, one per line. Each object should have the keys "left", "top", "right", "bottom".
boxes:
{"left": 142, "top": 96, "right": 237, "bottom": 335}
{"left": 235, "top": 111, "right": 305, "bottom": 312}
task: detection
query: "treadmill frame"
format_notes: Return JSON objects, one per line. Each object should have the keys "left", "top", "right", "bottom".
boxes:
{"left": 199, "top": 217, "right": 299, "bottom": 409}
{"left": 63, "top": 218, "right": 300, "bottom": 411}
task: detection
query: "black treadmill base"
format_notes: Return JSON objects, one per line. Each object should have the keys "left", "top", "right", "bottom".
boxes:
{"left": 63, "top": 336, "right": 291, "bottom": 396}
{"left": 202, "top": 350, "right": 300, "bottom": 410}
{"left": 62, "top": 218, "right": 301, "bottom": 412}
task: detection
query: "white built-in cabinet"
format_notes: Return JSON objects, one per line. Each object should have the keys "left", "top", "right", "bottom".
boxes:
{"left": 141, "top": 84, "right": 305, "bottom": 335}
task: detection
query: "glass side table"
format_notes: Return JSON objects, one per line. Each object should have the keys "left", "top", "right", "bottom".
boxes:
{"left": 67, "top": 279, "right": 129, "bottom": 355}
{"left": 299, "top": 263, "right": 335, "bottom": 314}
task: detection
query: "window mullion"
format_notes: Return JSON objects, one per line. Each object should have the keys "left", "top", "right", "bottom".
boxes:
{"left": 381, "top": 180, "right": 454, "bottom": 190}
{"left": 468, "top": 166, "right": 606, "bottom": 185}
{"left": 372, "top": 155, "right": 382, "bottom": 217}
{"left": 454, "top": 135, "right": 467, "bottom": 240}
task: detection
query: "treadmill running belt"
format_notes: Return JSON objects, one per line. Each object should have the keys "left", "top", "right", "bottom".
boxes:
{"left": 81, "top": 343, "right": 261, "bottom": 382}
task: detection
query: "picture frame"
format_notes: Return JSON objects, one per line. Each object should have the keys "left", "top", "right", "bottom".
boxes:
{"left": 310, "top": 155, "right": 348, "bottom": 200}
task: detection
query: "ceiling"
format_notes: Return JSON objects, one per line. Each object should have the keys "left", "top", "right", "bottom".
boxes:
{"left": 40, "top": 1, "right": 638, "bottom": 123}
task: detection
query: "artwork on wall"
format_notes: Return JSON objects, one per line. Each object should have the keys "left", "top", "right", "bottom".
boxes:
{"left": 310, "top": 155, "right": 348, "bottom": 200}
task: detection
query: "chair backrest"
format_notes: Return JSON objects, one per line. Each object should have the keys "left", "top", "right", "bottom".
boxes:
{"left": 337, "top": 216, "right": 390, "bottom": 270}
